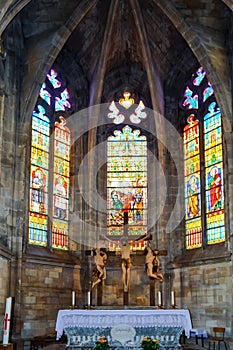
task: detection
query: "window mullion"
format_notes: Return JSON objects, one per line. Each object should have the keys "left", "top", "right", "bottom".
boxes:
{"left": 199, "top": 117, "right": 207, "bottom": 248}
{"left": 47, "top": 122, "right": 55, "bottom": 248}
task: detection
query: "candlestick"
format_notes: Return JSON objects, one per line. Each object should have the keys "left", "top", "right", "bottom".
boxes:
{"left": 87, "top": 291, "right": 91, "bottom": 306}
{"left": 171, "top": 291, "right": 175, "bottom": 306}
{"left": 72, "top": 291, "right": 75, "bottom": 307}
{"left": 158, "top": 291, "right": 162, "bottom": 306}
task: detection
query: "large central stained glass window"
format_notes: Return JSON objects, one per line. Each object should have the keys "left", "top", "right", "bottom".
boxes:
{"left": 107, "top": 125, "right": 147, "bottom": 251}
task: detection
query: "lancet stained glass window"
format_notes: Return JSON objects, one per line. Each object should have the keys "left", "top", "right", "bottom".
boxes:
{"left": 107, "top": 125, "right": 147, "bottom": 252}
{"left": 29, "top": 106, "right": 50, "bottom": 246}
{"left": 29, "top": 68, "right": 72, "bottom": 249}
{"left": 182, "top": 67, "right": 225, "bottom": 249}
{"left": 184, "top": 115, "right": 202, "bottom": 248}
{"left": 52, "top": 117, "right": 70, "bottom": 248}
{"left": 204, "top": 102, "right": 224, "bottom": 243}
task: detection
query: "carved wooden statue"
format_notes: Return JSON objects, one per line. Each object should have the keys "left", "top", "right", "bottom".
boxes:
{"left": 91, "top": 248, "right": 108, "bottom": 289}
{"left": 144, "top": 243, "right": 164, "bottom": 283}
{"left": 120, "top": 233, "right": 152, "bottom": 292}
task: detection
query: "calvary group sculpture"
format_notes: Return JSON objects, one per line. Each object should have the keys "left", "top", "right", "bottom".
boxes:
{"left": 91, "top": 233, "right": 164, "bottom": 292}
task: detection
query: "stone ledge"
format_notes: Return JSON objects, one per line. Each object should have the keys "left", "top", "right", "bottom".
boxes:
{"left": 0, "top": 243, "right": 13, "bottom": 260}
{"left": 23, "top": 245, "right": 80, "bottom": 267}
{"left": 171, "top": 243, "right": 231, "bottom": 268}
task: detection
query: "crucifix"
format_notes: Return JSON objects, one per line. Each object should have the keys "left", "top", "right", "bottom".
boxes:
{"left": 120, "top": 211, "right": 167, "bottom": 307}
{"left": 120, "top": 212, "right": 151, "bottom": 305}
{"left": 103, "top": 212, "right": 166, "bottom": 306}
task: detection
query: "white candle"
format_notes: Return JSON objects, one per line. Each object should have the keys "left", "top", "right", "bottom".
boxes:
{"left": 171, "top": 291, "right": 175, "bottom": 306}
{"left": 158, "top": 291, "right": 162, "bottom": 306}
{"left": 87, "top": 291, "right": 91, "bottom": 306}
{"left": 72, "top": 291, "right": 75, "bottom": 306}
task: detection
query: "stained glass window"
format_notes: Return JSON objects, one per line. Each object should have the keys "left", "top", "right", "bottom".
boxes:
{"left": 40, "top": 83, "right": 51, "bottom": 105}
{"left": 52, "top": 117, "right": 70, "bottom": 249}
{"left": 183, "top": 87, "right": 198, "bottom": 109}
{"left": 119, "top": 91, "right": 135, "bottom": 109}
{"left": 29, "top": 106, "right": 50, "bottom": 246}
{"left": 182, "top": 67, "right": 225, "bottom": 249}
{"left": 29, "top": 68, "right": 71, "bottom": 249}
{"left": 107, "top": 125, "right": 147, "bottom": 252}
{"left": 204, "top": 102, "right": 225, "bottom": 244}
{"left": 108, "top": 91, "right": 147, "bottom": 125}
{"left": 184, "top": 115, "right": 202, "bottom": 249}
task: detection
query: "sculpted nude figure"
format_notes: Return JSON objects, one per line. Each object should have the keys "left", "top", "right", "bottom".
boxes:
{"left": 91, "top": 248, "right": 108, "bottom": 289}
{"left": 120, "top": 233, "right": 151, "bottom": 292}
{"left": 104, "top": 233, "right": 152, "bottom": 292}
{"left": 144, "top": 244, "right": 163, "bottom": 283}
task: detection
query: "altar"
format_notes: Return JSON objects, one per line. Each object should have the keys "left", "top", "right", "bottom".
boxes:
{"left": 56, "top": 309, "right": 192, "bottom": 349}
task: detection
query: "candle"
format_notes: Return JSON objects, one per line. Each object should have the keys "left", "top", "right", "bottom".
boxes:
{"left": 72, "top": 291, "right": 75, "bottom": 306}
{"left": 87, "top": 291, "right": 91, "bottom": 306}
{"left": 171, "top": 291, "right": 175, "bottom": 306}
{"left": 158, "top": 291, "right": 162, "bottom": 306}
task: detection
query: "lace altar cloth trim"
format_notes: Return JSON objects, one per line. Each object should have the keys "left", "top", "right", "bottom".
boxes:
{"left": 56, "top": 309, "right": 192, "bottom": 339}
{"left": 64, "top": 325, "right": 184, "bottom": 349}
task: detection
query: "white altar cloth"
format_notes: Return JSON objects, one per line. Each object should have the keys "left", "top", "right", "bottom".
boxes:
{"left": 56, "top": 309, "right": 192, "bottom": 340}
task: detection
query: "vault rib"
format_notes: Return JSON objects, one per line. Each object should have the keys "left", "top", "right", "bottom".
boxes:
{"left": 20, "top": 0, "right": 98, "bottom": 125}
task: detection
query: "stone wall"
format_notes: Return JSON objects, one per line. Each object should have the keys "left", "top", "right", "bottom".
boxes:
{"left": 18, "top": 253, "right": 79, "bottom": 341}
{"left": 172, "top": 260, "right": 233, "bottom": 336}
{"left": 0, "top": 256, "right": 10, "bottom": 312}
{"left": 0, "top": 255, "right": 10, "bottom": 342}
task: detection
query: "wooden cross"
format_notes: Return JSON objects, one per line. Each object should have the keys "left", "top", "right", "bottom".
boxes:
{"left": 123, "top": 211, "right": 129, "bottom": 306}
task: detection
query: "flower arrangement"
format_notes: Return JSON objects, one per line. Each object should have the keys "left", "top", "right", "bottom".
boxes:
{"left": 141, "top": 336, "right": 160, "bottom": 350}
{"left": 94, "top": 336, "right": 110, "bottom": 350}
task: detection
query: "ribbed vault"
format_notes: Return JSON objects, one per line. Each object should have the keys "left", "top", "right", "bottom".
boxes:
{"left": 0, "top": 0, "right": 231, "bottom": 123}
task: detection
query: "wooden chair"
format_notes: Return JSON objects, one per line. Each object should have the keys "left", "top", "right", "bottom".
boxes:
{"left": 208, "top": 327, "right": 227, "bottom": 350}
